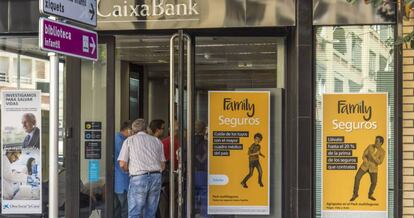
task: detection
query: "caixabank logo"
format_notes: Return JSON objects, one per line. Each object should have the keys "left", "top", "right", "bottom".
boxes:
{"left": 97, "top": 0, "right": 199, "bottom": 18}
{"left": 3, "top": 203, "right": 11, "bottom": 209}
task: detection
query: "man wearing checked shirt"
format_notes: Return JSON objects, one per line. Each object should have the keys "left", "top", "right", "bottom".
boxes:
{"left": 118, "top": 119, "right": 166, "bottom": 218}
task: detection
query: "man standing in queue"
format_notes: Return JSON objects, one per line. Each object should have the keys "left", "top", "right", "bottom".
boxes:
{"left": 114, "top": 121, "right": 132, "bottom": 218}
{"left": 118, "top": 119, "right": 166, "bottom": 218}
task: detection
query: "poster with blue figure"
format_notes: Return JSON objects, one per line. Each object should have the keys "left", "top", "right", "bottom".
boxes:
{"left": 1, "top": 90, "right": 42, "bottom": 214}
{"left": 88, "top": 160, "right": 100, "bottom": 183}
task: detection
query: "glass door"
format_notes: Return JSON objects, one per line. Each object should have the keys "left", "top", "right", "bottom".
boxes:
{"left": 112, "top": 33, "right": 189, "bottom": 218}
{"left": 189, "top": 36, "right": 285, "bottom": 218}
{"left": 168, "top": 31, "right": 192, "bottom": 218}
{"left": 65, "top": 36, "right": 116, "bottom": 218}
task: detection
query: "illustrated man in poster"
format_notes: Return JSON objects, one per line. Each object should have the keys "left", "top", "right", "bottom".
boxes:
{"left": 241, "top": 133, "right": 265, "bottom": 188}
{"left": 350, "top": 136, "right": 385, "bottom": 201}
{"left": 21, "top": 113, "right": 40, "bottom": 149}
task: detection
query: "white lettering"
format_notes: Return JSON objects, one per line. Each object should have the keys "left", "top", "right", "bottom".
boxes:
{"left": 153, "top": 0, "right": 165, "bottom": 16}
{"left": 332, "top": 119, "right": 378, "bottom": 132}
{"left": 97, "top": 0, "right": 111, "bottom": 17}
{"left": 44, "top": 24, "right": 72, "bottom": 40}
{"left": 218, "top": 115, "right": 260, "bottom": 128}
{"left": 165, "top": 4, "right": 175, "bottom": 16}
{"left": 97, "top": 0, "right": 199, "bottom": 18}
{"left": 123, "top": 1, "right": 128, "bottom": 17}
{"left": 113, "top": 5, "right": 122, "bottom": 17}
{"left": 176, "top": 3, "right": 187, "bottom": 15}
{"left": 130, "top": 5, "right": 139, "bottom": 16}
{"left": 188, "top": 0, "right": 199, "bottom": 15}
{"left": 140, "top": 5, "right": 150, "bottom": 16}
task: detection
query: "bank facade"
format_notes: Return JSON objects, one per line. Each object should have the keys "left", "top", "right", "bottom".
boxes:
{"left": 0, "top": 0, "right": 403, "bottom": 217}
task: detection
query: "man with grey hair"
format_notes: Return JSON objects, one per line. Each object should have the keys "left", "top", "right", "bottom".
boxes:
{"left": 118, "top": 119, "right": 166, "bottom": 218}
{"left": 21, "top": 113, "right": 40, "bottom": 149}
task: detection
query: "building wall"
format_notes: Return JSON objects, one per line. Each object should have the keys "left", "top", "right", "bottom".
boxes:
{"left": 403, "top": 19, "right": 414, "bottom": 218}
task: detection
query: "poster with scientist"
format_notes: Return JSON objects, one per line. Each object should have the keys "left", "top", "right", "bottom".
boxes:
{"left": 1, "top": 90, "right": 42, "bottom": 214}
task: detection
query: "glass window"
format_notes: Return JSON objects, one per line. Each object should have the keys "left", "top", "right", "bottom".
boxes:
{"left": 0, "top": 56, "right": 9, "bottom": 82}
{"left": 80, "top": 44, "right": 107, "bottom": 217}
{"left": 0, "top": 37, "right": 65, "bottom": 216}
{"left": 194, "top": 37, "right": 284, "bottom": 217}
{"left": 333, "top": 27, "right": 347, "bottom": 55}
{"left": 369, "top": 50, "right": 377, "bottom": 75}
{"left": 380, "top": 55, "right": 387, "bottom": 71}
{"left": 351, "top": 34, "right": 362, "bottom": 70}
{"left": 334, "top": 78, "right": 343, "bottom": 92}
{"left": 315, "top": 25, "right": 394, "bottom": 217}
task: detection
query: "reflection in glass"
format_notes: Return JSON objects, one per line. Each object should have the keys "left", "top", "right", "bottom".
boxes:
{"left": 80, "top": 44, "right": 107, "bottom": 217}
{"left": 314, "top": 25, "right": 394, "bottom": 217}
{"left": 194, "top": 37, "right": 284, "bottom": 218}
{"left": 0, "top": 37, "right": 65, "bottom": 216}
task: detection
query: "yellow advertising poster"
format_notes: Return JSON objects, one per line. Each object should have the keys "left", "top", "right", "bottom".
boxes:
{"left": 322, "top": 93, "right": 388, "bottom": 218}
{"left": 208, "top": 91, "right": 270, "bottom": 215}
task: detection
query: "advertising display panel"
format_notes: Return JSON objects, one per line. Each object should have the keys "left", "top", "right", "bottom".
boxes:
{"left": 208, "top": 91, "right": 270, "bottom": 215}
{"left": 1, "top": 90, "right": 42, "bottom": 214}
{"left": 322, "top": 93, "right": 388, "bottom": 218}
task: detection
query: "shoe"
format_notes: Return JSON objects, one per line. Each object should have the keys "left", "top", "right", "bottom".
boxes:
{"left": 368, "top": 195, "right": 376, "bottom": 201}
{"left": 349, "top": 194, "right": 358, "bottom": 201}
{"left": 259, "top": 182, "right": 264, "bottom": 187}
{"left": 241, "top": 182, "right": 248, "bottom": 188}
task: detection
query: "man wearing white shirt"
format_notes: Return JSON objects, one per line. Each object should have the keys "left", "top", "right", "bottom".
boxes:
{"left": 118, "top": 119, "right": 166, "bottom": 218}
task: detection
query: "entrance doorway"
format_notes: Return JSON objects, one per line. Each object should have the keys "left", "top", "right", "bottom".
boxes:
{"left": 115, "top": 33, "right": 284, "bottom": 218}
{"left": 67, "top": 31, "right": 285, "bottom": 218}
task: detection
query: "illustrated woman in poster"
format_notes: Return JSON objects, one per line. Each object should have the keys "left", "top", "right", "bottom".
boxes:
{"left": 241, "top": 133, "right": 265, "bottom": 188}
{"left": 2, "top": 149, "right": 27, "bottom": 200}
{"left": 350, "top": 135, "right": 385, "bottom": 201}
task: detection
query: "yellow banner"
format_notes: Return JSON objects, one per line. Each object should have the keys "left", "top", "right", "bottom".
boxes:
{"left": 322, "top": 93, "right": 388, "bottom": 217}
{"left": 208, "top": 91, "right": 270, "bottom": 215}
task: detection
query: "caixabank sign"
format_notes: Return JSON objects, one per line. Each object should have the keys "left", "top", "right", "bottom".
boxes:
{"left": 97, "top": 0, "right": 199, "bottom": 18}
{"left": 96, "top": 0, "right": 296, "bottom": 30}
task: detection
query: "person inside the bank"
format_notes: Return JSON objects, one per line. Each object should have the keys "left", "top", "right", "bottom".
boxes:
{"left": 350, "top": 135, "right": 385, "bottom": 201}
{"left": 118, "top": 119, "right": 166, "bottom": 218}
{"left": 161, "top": 118, "right": 182, "bottom": 218}
{"left": 241, "top": 133, "right": 265, "bottom": 188}
{"left": 114, "top": 120, "right": 132, "bottom": 218}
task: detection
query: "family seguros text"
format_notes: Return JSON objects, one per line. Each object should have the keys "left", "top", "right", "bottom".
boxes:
{"left": 217, "top": 97, "right": 260, "bottom": 127}
{"left": 331, "top": 99, "right": 377, "bottom": 132}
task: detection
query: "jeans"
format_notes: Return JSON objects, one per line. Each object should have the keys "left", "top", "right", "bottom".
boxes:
{"left": 353, "top": 168, "right": 378, "bottom": 196}
{"left": 241, "top": 160, "right": 263, "bottom": 185}
{"left": 115, "top": 192, "right": 128, "bottom": 218}
{"left": 128, "top": 173, "right": 162, "bottom": 218}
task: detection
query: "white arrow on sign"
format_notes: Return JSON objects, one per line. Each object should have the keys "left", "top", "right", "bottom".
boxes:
{"left": 90, "top": 37, "right": 96, "bottom": 54}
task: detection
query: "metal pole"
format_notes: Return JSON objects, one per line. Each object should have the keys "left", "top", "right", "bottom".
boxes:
{"left": 177, "top": 30, "right": 185, "bottom": 218}
{"left": 48, "top": 52, "right": 59, "bottom": 218}
{"left": 185, "top": 34, "right": 193, "bottom": 218}
{"left": 170, "top": 33, "right": 179, "bottom": 218}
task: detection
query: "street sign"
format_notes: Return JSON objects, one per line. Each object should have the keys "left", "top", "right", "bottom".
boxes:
{"left": 40, "top": 0, "right": 97, "bottom": 27}
{"left": 39, "top": 18, "right": 98, "bottom": 61}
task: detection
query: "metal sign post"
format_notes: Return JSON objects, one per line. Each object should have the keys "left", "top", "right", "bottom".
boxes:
{"left": 39, "top": 0, "right": 97, "bottom": 216}
{"left": 48, "top": 51, "right": 59, "bottom": 218}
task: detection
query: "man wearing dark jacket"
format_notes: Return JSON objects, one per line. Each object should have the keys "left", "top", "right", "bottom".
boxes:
{"left": 21, "top": 113, "right": 40, "bottom": 149}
